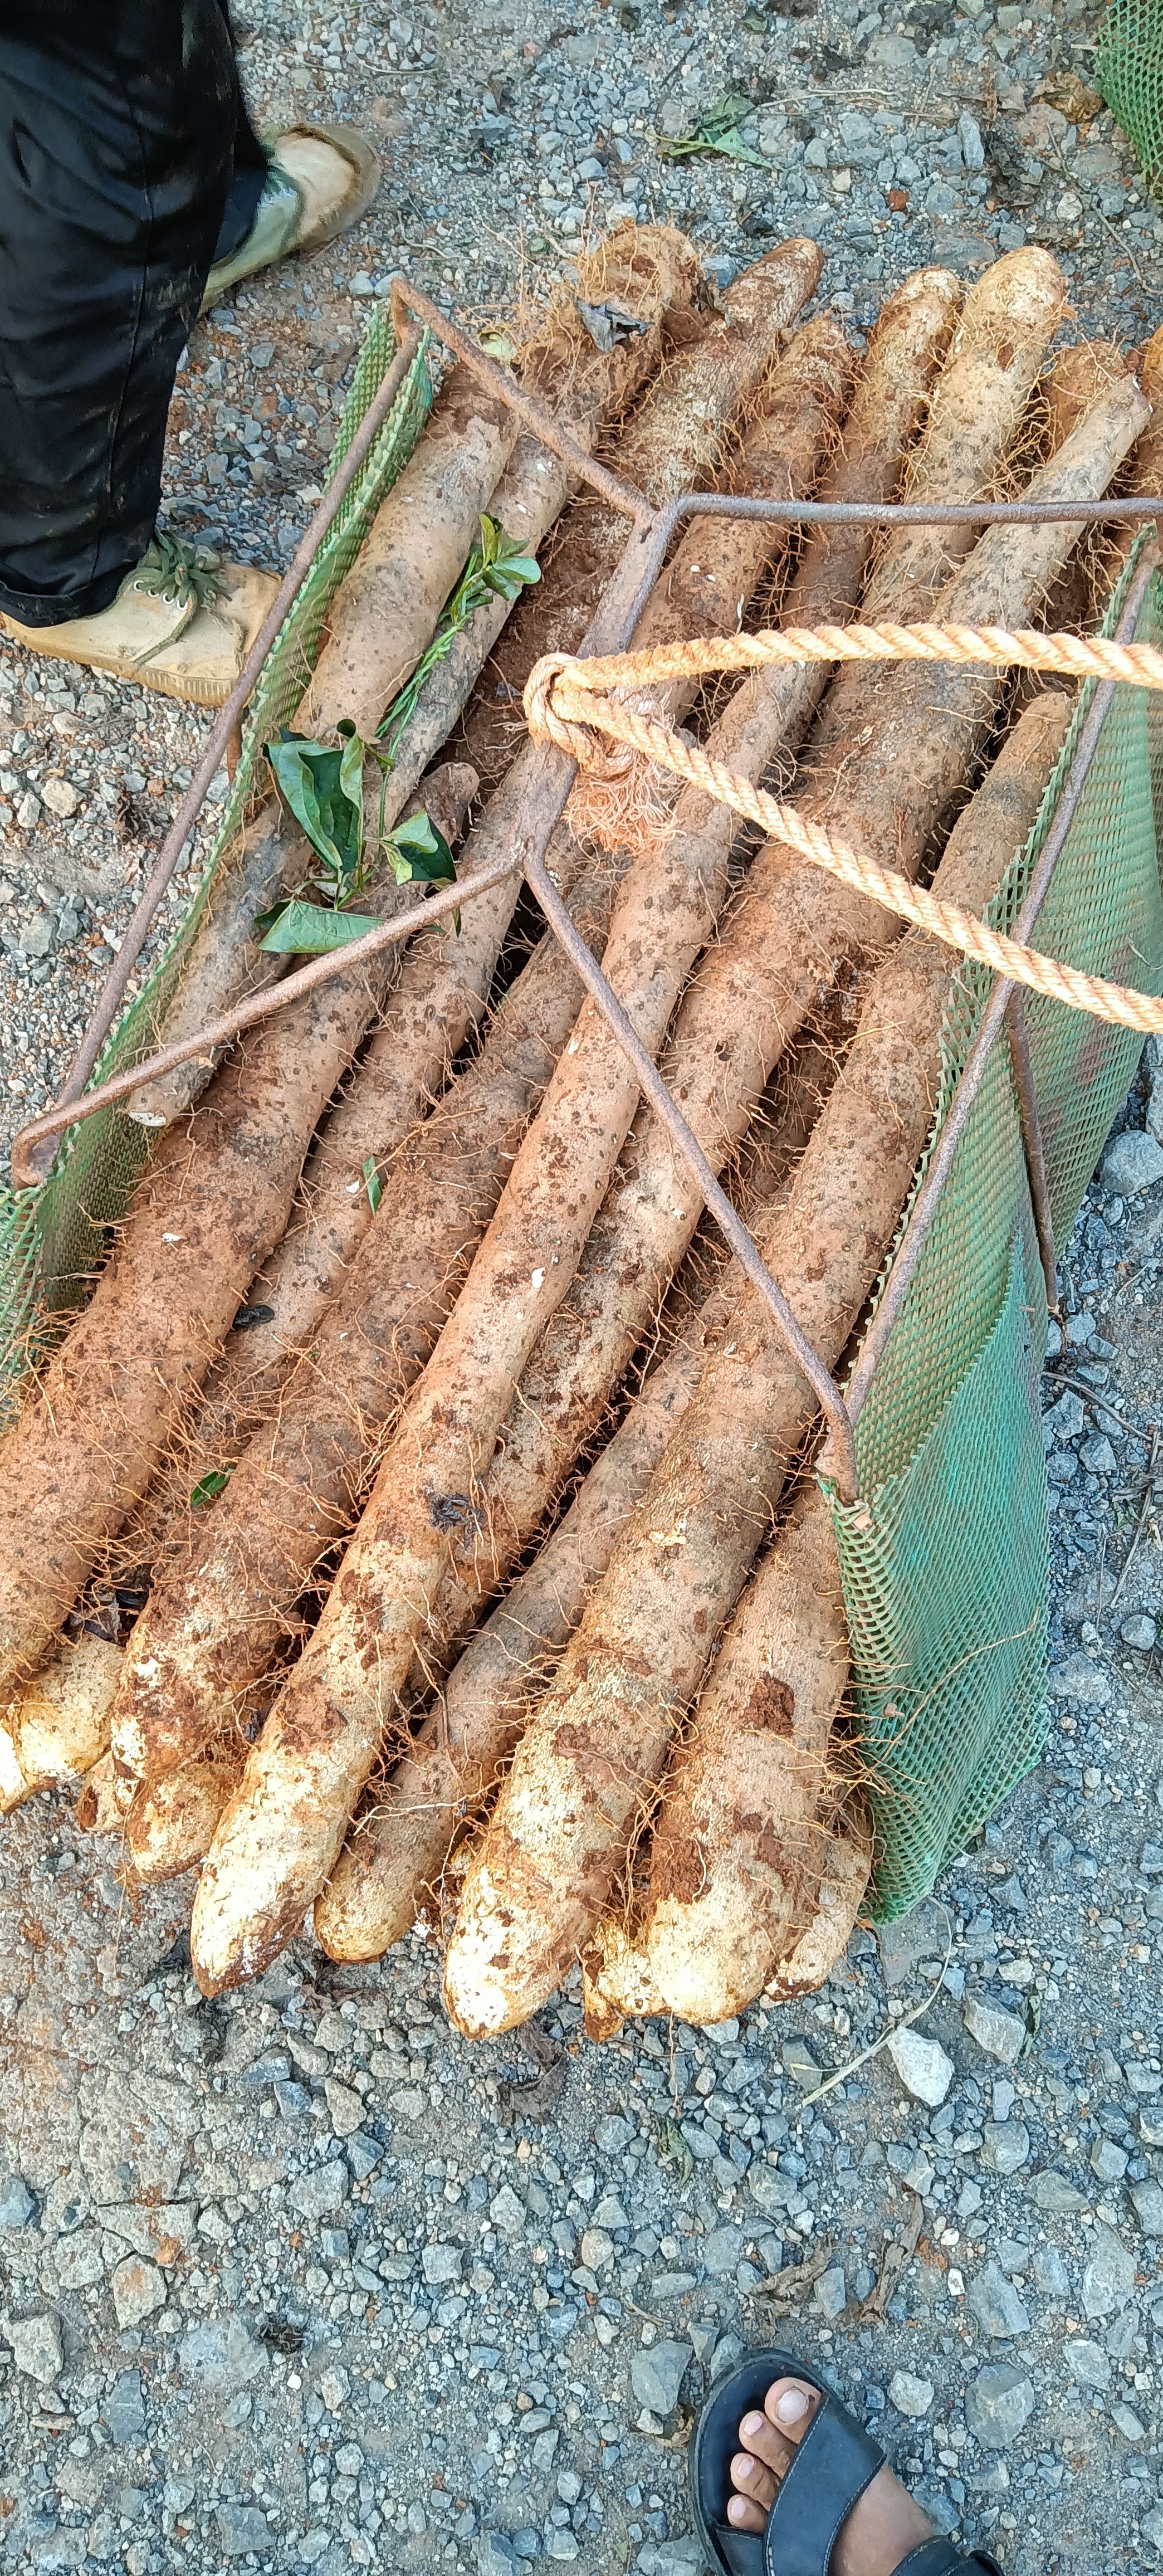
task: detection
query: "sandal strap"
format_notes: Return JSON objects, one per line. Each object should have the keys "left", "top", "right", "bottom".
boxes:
{"left": 894, "top": 2549, "right": 1005, "bottom": 2576}
{"left": 764, "top": 2387, "right": 885, "bottom": 2576}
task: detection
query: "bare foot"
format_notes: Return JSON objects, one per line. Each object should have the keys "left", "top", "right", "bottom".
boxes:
{"left": 728, "top": 2374, "right": 935, "bottom": 2576}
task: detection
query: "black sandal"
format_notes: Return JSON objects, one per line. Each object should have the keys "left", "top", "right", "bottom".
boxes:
{"left": 690, "top": 2346, "right": 1006, "bottom": 2576}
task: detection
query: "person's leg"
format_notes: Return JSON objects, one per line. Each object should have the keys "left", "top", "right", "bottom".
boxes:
{"left": 0, "top": 0, "right": 236, "bottom": 627}
{"left": 728, "top": 2373, "right": 936, "bottom": 2569}
{"left": 210, "top": 0, "right": 270, "bottom": 267}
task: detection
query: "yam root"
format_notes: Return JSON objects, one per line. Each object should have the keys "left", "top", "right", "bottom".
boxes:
{"left": 0, "top": 855, "right": 427, "bottom": 1703}
{"left": 0, "top": 1637, "right": 123, "bottom": 1813}
{"left": 441, "top": 679, "right": 1087, "bottom": 2037}
{"left": 312, "top": 1030, "right": 842, "bottom": 1963}
{"left": 641, "top": 1486, "right": 851, "bottom": 2023}
{"left": 582, "top": 1918, "right": 665, "bottom": 2042}
{"left": 187, "top": 247, "right": 831, "bottom": 1996}
{"left": 763, "top": 1814, "right": 871, "bottom": 2003}
{"left": 76, "top": 1752, "right": 130, "bottom": 1837}
{"left": 389, "top": 268, "right": 962, "bottom": 1670}
{"left": 113, "top": 852, "right": 630, "bottom": 1784}
{"left": 313, "top": 1262, "right": 730, "bottom": 1963}
{"left": 126, "top": 1746, "right": 245, "bottom": 1882}
{"left": 858, "top": 245, "right": 1067, "bottom": 620}
{"left": 120, "top": 756, "right": 482, "bottom": 1529}
{"left": 457, "top": 237, "right": 824, "bottom": 782}
{"left": 175, "top": 326, "right": 846, "bottom": 1434}
{"left": 128, "top": 225, "right": 700, "bottom": 1132}
{"left": 566, "top": 311, "right": 855, "bottom": 848}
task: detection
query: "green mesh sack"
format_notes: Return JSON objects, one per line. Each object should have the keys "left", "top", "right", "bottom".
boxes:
{"left": 827, "top": 540, "right": 1163, "bottom": 1916}
{"left": 0, "top": 306, "right": 432, "bottom": 1423}
{"left": 1098, "top": 0, "right": 1163, "bottom": 193}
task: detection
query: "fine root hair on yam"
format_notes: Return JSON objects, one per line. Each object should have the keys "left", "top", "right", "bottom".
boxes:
{"left": 0, "top": 1636, "right": 123, "bottom": 1814}
{"left": 439, "top": 669, "right": 1088, "bottom": 2038}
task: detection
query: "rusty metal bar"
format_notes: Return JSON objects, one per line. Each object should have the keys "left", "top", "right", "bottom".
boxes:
{"left": 652, "top": 491, "right": 1163, "bottom": 538}
{"left": 832, "top": 538, "right": 1160, "bottom": 1458}
{"left": 1006, "top": 989, "right": 1061, "bottom": 1319}
{"left": 524, "top": 845, "right": 861, "bottom": 1501}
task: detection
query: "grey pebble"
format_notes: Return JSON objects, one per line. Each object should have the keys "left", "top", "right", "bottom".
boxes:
{"left": 630, "top": 2339, "right": 691, "bottom": 2419}
{"left": 965, "top": 2362, "right": 1035, "bottom": 2447}
{"left": 0, "top": 2172, "right": 36, "bottom": 2227}
{"left": 1102, "top": 1128, "right": 1163, "bottom": 1195}
{"left": 963, "top": 1997, "right": 1027, "bottom": 2065}
{"left": 1081, "top": 2221, "right": 1137, "bottom": 2320}
{"left": 966, "top": 2261, "right": 1031, "bottom": 2339}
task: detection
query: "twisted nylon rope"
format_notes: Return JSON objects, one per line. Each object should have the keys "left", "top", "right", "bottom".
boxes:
{"left": 524, "top": 620, "right": 1163, "bottom": 1037}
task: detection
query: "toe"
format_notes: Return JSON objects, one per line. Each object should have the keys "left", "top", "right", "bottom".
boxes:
{"left": 731, "top": 2447, "right": 778, "bottom": 2515}
{"left": 736, "top": 2403, "right": 796, "bottom": 2480}
{"left": 764, "top": 2376, "right": 822, "bottom": 2447}
{"left": 727, "top": 2492, "right": 768, "bottom": 2534}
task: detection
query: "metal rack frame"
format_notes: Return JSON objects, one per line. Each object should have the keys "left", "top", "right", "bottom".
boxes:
{"left": 11, "top": 278, "right": 1162, "bottom": 1504}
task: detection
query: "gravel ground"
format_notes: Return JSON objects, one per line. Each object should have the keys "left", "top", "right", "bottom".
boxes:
{"left": 3, "top": 1, "right": 1163, "bottom": 2571}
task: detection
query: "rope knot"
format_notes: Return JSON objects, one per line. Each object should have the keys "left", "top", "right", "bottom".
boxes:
{"left": 524, "top": 652, "right": 635, "bottom": 785}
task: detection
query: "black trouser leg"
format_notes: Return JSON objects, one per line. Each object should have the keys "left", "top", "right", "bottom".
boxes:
{"left": 0, "top": 0, "right": 251, "bottom": 627}
{"left": 212, "top": 0, "right": 270, "bottom": 266}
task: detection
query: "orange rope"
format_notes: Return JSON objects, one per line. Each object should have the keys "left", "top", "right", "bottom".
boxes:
{"left": 525, "top": 621, "right": 1163, "bottom": 1036}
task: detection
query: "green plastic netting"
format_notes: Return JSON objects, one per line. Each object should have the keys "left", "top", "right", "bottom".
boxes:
{"left": 1098, "top": 0, "right": 1163, "bottom": 193}
{"left": 828, "top": 539, "right": 1163, "bottom": 1916}
{"left": 0, "top": 305, "right": 433, "bottom": 1418}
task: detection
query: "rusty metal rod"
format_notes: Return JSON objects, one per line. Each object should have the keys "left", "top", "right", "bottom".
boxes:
{"left": 835, "top": 539, "right": 1161, "bottom": 1446}
{"left": 1006, "top": 988, "right": 1061, "bottom": 1320}
{"left": 524, "top": 843, "right": 861, "bottom": 1502}
{"left": 653, "top": 492, "right": 1163, "bottom": 536}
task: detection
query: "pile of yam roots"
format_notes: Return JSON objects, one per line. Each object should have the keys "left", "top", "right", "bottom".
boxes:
{"left": 3, "top": 225, "right": 1161, "bottom": 2041}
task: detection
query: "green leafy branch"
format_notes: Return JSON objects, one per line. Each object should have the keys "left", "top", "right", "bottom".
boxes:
{"left": 257, "top": 723, "right": 457, "bottom": 957}
{"left": 656, "top": 93, "right": 771, "bottom": 165}
{"left": 377, "top": 511, "right": 540, "bottom": 759}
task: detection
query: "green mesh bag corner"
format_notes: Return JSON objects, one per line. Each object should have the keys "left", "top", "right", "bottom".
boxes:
{"left": 0, "top": 306, "right": 433, "bottom": 1422}
{"left": 826, "top": 541, "right": 1163, "bottom": 1918}
{"left": 1098, "top": 0, "right": 1163, "bottom": 193}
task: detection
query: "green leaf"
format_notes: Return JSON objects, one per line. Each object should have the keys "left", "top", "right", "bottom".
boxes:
{"left": 658, "top": 94, "right": 770, "bottom": 165}
{"left": 265, "top": 729, "right": 364, "bottom": 892}
{"left": 190, "top": 1467, "right": 233, "bottom": 1507}
{"left": 258, "top": 900, "right": 380, "bottom": 955}
{"left": 385, "top": 808, "right": 457, "bottom": 888}
{"left": 362, "top": 1154, "right": 383, "bottom": 1216}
